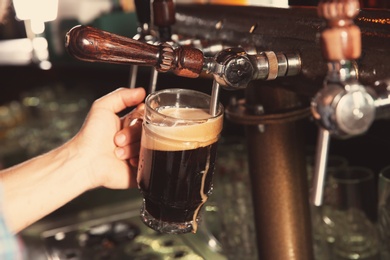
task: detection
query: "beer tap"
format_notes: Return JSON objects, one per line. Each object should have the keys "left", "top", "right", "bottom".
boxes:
{"left": 310, "top": 0, "right": 390, "bottom": 206}
{"left": 65, "top": 25, "right": 301, "bottom": 91}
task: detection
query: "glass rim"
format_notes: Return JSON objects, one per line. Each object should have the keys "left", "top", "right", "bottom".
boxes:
{"left": 379, "top": 165, "right": 390, "bottom": 183}
{"left": 145, "top": 88, "right": 224, "bottom": 121}
{"left": 330, "top": 166, "right": 374, "bottom": 184}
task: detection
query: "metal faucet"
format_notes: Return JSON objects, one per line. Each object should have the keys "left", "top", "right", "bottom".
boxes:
{"left": 204, "top": 47, "right": 301, "bottom": 90}
{"left": 310, "top": 0, "right": 390, "bottom": 206}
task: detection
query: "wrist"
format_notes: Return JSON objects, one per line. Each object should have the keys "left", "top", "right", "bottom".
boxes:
{"left": 63, "top": 138, "right": 100, "bottom": 191}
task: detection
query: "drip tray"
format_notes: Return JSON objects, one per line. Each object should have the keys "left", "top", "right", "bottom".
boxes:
{"left": 21, "top": 199, "right": 226, "bottom": 260}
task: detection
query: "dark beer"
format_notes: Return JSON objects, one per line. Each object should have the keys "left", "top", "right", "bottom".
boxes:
{"left": 138, "top": 143, "right": 218, "bottom": 230}
{"left": 137, "top": 106, "right": 223, "bottom": 234}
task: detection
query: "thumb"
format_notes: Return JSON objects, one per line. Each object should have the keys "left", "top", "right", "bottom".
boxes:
{"left": 94, "top": 87, "right": 146, "bottom": 113}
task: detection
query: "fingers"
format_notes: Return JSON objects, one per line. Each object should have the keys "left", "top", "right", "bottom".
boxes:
{"left": 115, "top": 104, "right": 144, "bottom": 147}
{"left": 115, "top": 113, "right": 143, "bottom": 147}
{"left": 93, "top": 87, "right": 146, "bottom": 114}
{"left": 114, "top": 104, "right": 144, "bottom": 161}
{"left": 114, "top": 140, "right": 141, "bottom": 161}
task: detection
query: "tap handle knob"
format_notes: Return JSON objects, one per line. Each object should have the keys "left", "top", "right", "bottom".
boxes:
{"left": 318, "top": 0, "right": 361, "bottom": 61}
{"left": 65, "top": 25, "right": 204, "bottom": 78}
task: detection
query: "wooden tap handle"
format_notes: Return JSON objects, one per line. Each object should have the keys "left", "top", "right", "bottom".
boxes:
{"left": 318, "top": 0, "right": 361, "bottom": 61}
{"left": 65, "top": 25, "right": 204, "bottom": 78}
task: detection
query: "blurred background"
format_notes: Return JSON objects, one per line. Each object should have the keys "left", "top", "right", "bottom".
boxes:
{"left": 0, "top": 0, "right": 389, "bottom": 259}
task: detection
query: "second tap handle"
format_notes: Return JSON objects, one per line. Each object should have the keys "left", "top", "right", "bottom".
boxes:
{"left": 134, "top": 0, "right": 151, "bottom": 25}
{"left": 65, "top": 25, "right": 204, "bottom": 78}
{"left": 152, "top": 0, "right": 175, "bottom": 41}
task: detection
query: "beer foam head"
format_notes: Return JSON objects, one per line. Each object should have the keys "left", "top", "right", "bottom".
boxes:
{"left": 142, "top": 107, "right": 223, "bottom": 151}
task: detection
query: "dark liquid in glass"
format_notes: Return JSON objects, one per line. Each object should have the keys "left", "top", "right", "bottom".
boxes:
{"left": 138, "top": 142, "right": 218, "bottom": 225}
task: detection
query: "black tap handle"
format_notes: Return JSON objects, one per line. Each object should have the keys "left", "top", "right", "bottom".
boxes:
{"left": 134, "top": 0, "right": 151, "bottom": 25}
{"left": 152, "top": 0, "right": 175, "bottom": 41}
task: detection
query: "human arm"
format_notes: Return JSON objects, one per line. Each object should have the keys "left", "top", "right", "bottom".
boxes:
{"left": 0, "top": 87, "right": 146, "bottom": 233}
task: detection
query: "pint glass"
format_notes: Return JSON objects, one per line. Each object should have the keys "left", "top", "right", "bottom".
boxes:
{"left": 137, "top": 88, "right": 224, "bottom": 234}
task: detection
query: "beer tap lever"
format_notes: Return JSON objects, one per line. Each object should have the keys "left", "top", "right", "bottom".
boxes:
{"left": 65, "top": 25, "right": 204, "bottom": 79}
{"left": 65, "top": 25, "right": 301, "bottom": 88}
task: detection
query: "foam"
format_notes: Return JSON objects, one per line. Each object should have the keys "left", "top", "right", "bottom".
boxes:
{"left": 142, "top": 107, "right": 223, "bottom": 151}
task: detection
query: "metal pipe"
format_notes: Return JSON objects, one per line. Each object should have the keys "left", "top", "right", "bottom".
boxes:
{"left": 245, "top": 83, "right": 313, "bottom": 260}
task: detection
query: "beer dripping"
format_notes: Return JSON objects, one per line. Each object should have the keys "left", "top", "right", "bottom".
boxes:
{"left": 65, "top": 25, "right": 302, "bottom": 116}
{"left": 310, "top": 0, "right": 390, "bottom": 206}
